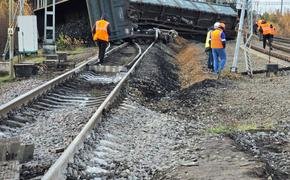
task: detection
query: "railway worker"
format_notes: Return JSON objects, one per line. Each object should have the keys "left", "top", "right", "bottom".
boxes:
{"left": 270, "top": 24, "right": 276, "bottom": 39}
{"left": 253, "top": 22, "right": 258, "bottom": 35}
{"left": 257, "top": 19, "right": 263, "bottom": 40}
{"left": 259, "top": 20, "right": 272, "bottom": 50}
{"left": 205, "top": 25, "right": 215, "bottom": 71}
{"left": 210, "top": 22, "right": 226, "bottom": 75}
{"left": 92, "top": 14, "right": 111, "bottom": 64}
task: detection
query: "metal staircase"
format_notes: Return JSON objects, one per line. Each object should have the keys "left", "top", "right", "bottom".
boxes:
{"left": 43, "top": 0, "right": 56, "bottom": 54}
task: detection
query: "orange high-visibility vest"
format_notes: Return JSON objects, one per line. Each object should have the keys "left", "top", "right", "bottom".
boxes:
{"left": 270, "top": 27, "right": 276, "bottom": 35}
{"left": 210, "top": 29, "right": 223, "bottom": 49}
{"left": 260, "top": 23, "right": 271, "bottom": 35}
{"left": 93, "top": 20, "right": 109, "bottom": 42}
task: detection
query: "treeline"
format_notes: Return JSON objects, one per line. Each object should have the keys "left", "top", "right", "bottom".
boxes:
{"left": 261, "top": 10, "right": 290, "bottom": 37}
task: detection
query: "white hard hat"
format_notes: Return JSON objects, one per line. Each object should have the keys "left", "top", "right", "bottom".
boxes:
{"left": 214, "top": 22, "right": 220, "bottom": 29}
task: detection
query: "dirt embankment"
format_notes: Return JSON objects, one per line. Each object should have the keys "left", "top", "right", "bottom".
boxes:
{"left": 127, "top": 38, "right": 290, "bottom": 179}
{"left": 175, "top": 42, "right": 213, "bottom": 88}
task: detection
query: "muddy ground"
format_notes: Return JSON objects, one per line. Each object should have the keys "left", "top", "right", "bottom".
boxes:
{"left": 66, "top": 38, "right": 290, "bottom": 179}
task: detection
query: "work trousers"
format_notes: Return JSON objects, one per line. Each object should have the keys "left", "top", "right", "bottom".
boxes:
{"left": 97, "top": 40, "right": 108, "bottom": 63}
{"left": 212, "top": 48, "right": 226, "bottom": 74}
{"left": 206, "top": 49, "right": 213, "bottom": 70}
{"left": 263, "top": 34, "right": 273, "bottom": 50}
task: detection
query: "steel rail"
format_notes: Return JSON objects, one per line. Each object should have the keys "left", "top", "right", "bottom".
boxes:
{"left": 42, "top": 41, "right": 155, "bottom": 180}
{"left": 272, "top": 43, "right": 290, "bottom": 53}
{"left": 251, "top": 45, "right": 290, "bottom": 62}
{"left": 273, "top": 37, "right": 290, "bottom": 44}
{"left": 0, "top": 43, "right": 127, "bottom": 118}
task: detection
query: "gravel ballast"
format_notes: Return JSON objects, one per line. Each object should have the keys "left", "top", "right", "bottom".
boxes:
{"left": 67, "top": 41, "right": 273, "bottom": 179}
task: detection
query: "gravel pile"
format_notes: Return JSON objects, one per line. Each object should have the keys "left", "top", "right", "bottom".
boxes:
{"left": 231, "top": 130, "right": 290, "bottom": 179}
{"left": 67, "top": 101, "right": 203, "bottom": 179}
{"left": 0, "top": 79, "right": 47, "bottom": 105}
{"left": 128, "top": 43, "right": 180, "bottom": 101}
{"left": 0, "top": 75, "right": 114, "bottom": 179}
{"left": 67, "top": 42, "right": 202, "bottom": 179}
{"left": 64, "top": 40, "right": 290, "bottom": 179}
{"left": 20, "top": 107, "right": 96, "bottom": 179}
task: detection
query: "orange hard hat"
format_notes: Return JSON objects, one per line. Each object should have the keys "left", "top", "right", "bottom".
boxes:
{"left": 219, "top": 23, "right": 225, "bottom": 29}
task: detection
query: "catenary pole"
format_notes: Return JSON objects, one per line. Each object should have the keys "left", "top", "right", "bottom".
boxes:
{"left": 19, "top": 0, "right": 24, "bottom": 16}
{"left": 231, "top": 0, "right": 247, "bottom": 73}
{"left": 8, "top": 0, "right": 15, "bottom": 78}
{"left": 281, "top": 0, "right": 283, "bottom": 14}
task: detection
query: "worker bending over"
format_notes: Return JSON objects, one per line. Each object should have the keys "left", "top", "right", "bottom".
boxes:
{"left": 210, "top": 22, "right": 226, "bottom": 75}
{"left": 259, "top": 20, "right": 272, "bottom": 50}
{"left": 92, "top": 14, "right": 110, "bottom": 64}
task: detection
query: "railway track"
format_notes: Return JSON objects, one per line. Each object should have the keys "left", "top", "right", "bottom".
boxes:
{"left": 0, "top": 37, "right": 157, "bottom": 179}
{"left": 251, "top": 44, "right": 290, "bottom": 62}
{"left": 249, "top": 35, "right": 290, "bottom": 62}
{"left": 274, "top": 36, "right": 290, "bottom": 44}
{"left": 41, "top": 40, "right": 156, "bottom": 179}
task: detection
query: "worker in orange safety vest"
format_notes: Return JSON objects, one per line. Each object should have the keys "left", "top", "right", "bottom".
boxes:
{"left": 257, "top": 19, "right": 263, "bottom": 40}
{"left": 270, "top": 24, "right": 276, "bottom": 38}
{"left": 210, "top": 22, "right": 226, "bottom": 75}
{"left": 205, "top": 24, "right": 217, "bottom": 71}
{"left": 92, "top": 14, "right": 110, "bottom": 64}
{"left": 259, "top": 20, "right": 272, "bottom": 50}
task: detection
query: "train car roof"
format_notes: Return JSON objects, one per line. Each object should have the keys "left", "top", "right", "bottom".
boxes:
{"left": 129, "top": 0, "right": 237, "bottom": 16}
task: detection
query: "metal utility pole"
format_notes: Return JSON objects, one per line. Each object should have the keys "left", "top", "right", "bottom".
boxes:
{"left": 8, "top": 0, "right": 15, "bottom": 78}
{"left": 19, "top": 0, "right": 24, "bottom": 16}
{"left": 231, "top": 0, "right": 247, "bottom": 73}
{"left": 281, "top": 0, "right": 284, "bottom": 14}
{"left": 243, "top": 0, "right": 254, "bottom": 76}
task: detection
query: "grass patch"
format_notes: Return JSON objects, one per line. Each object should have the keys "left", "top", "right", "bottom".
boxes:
{"left": 67, "top": 47, "right": 87, "bottom": 55}
{"left": 208, "top": 122, "right": 273, "bottom": 135}
{"left": 0, "top": 74, "right": 12, "bottom": 83}
{"left": 208, "top": 126, "right": 232, "bottom": 134}
{"left": 220, "top": 70, "right": 241, "bottom": 80}
{"left": 23, "top": 56, "right": 46, "bottom": 63}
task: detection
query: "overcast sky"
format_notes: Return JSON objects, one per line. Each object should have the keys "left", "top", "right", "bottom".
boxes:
{"left": 252, "top": 0, "right": 290, "bottom": 14}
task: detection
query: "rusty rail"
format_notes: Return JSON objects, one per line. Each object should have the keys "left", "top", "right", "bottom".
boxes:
{"left": 251, "top": 45, "right": 290, "bottom": 62}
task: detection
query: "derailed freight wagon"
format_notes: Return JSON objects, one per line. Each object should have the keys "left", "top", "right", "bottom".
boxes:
{"left": 86, "top": 0, "right": 238, "bottom": 41}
